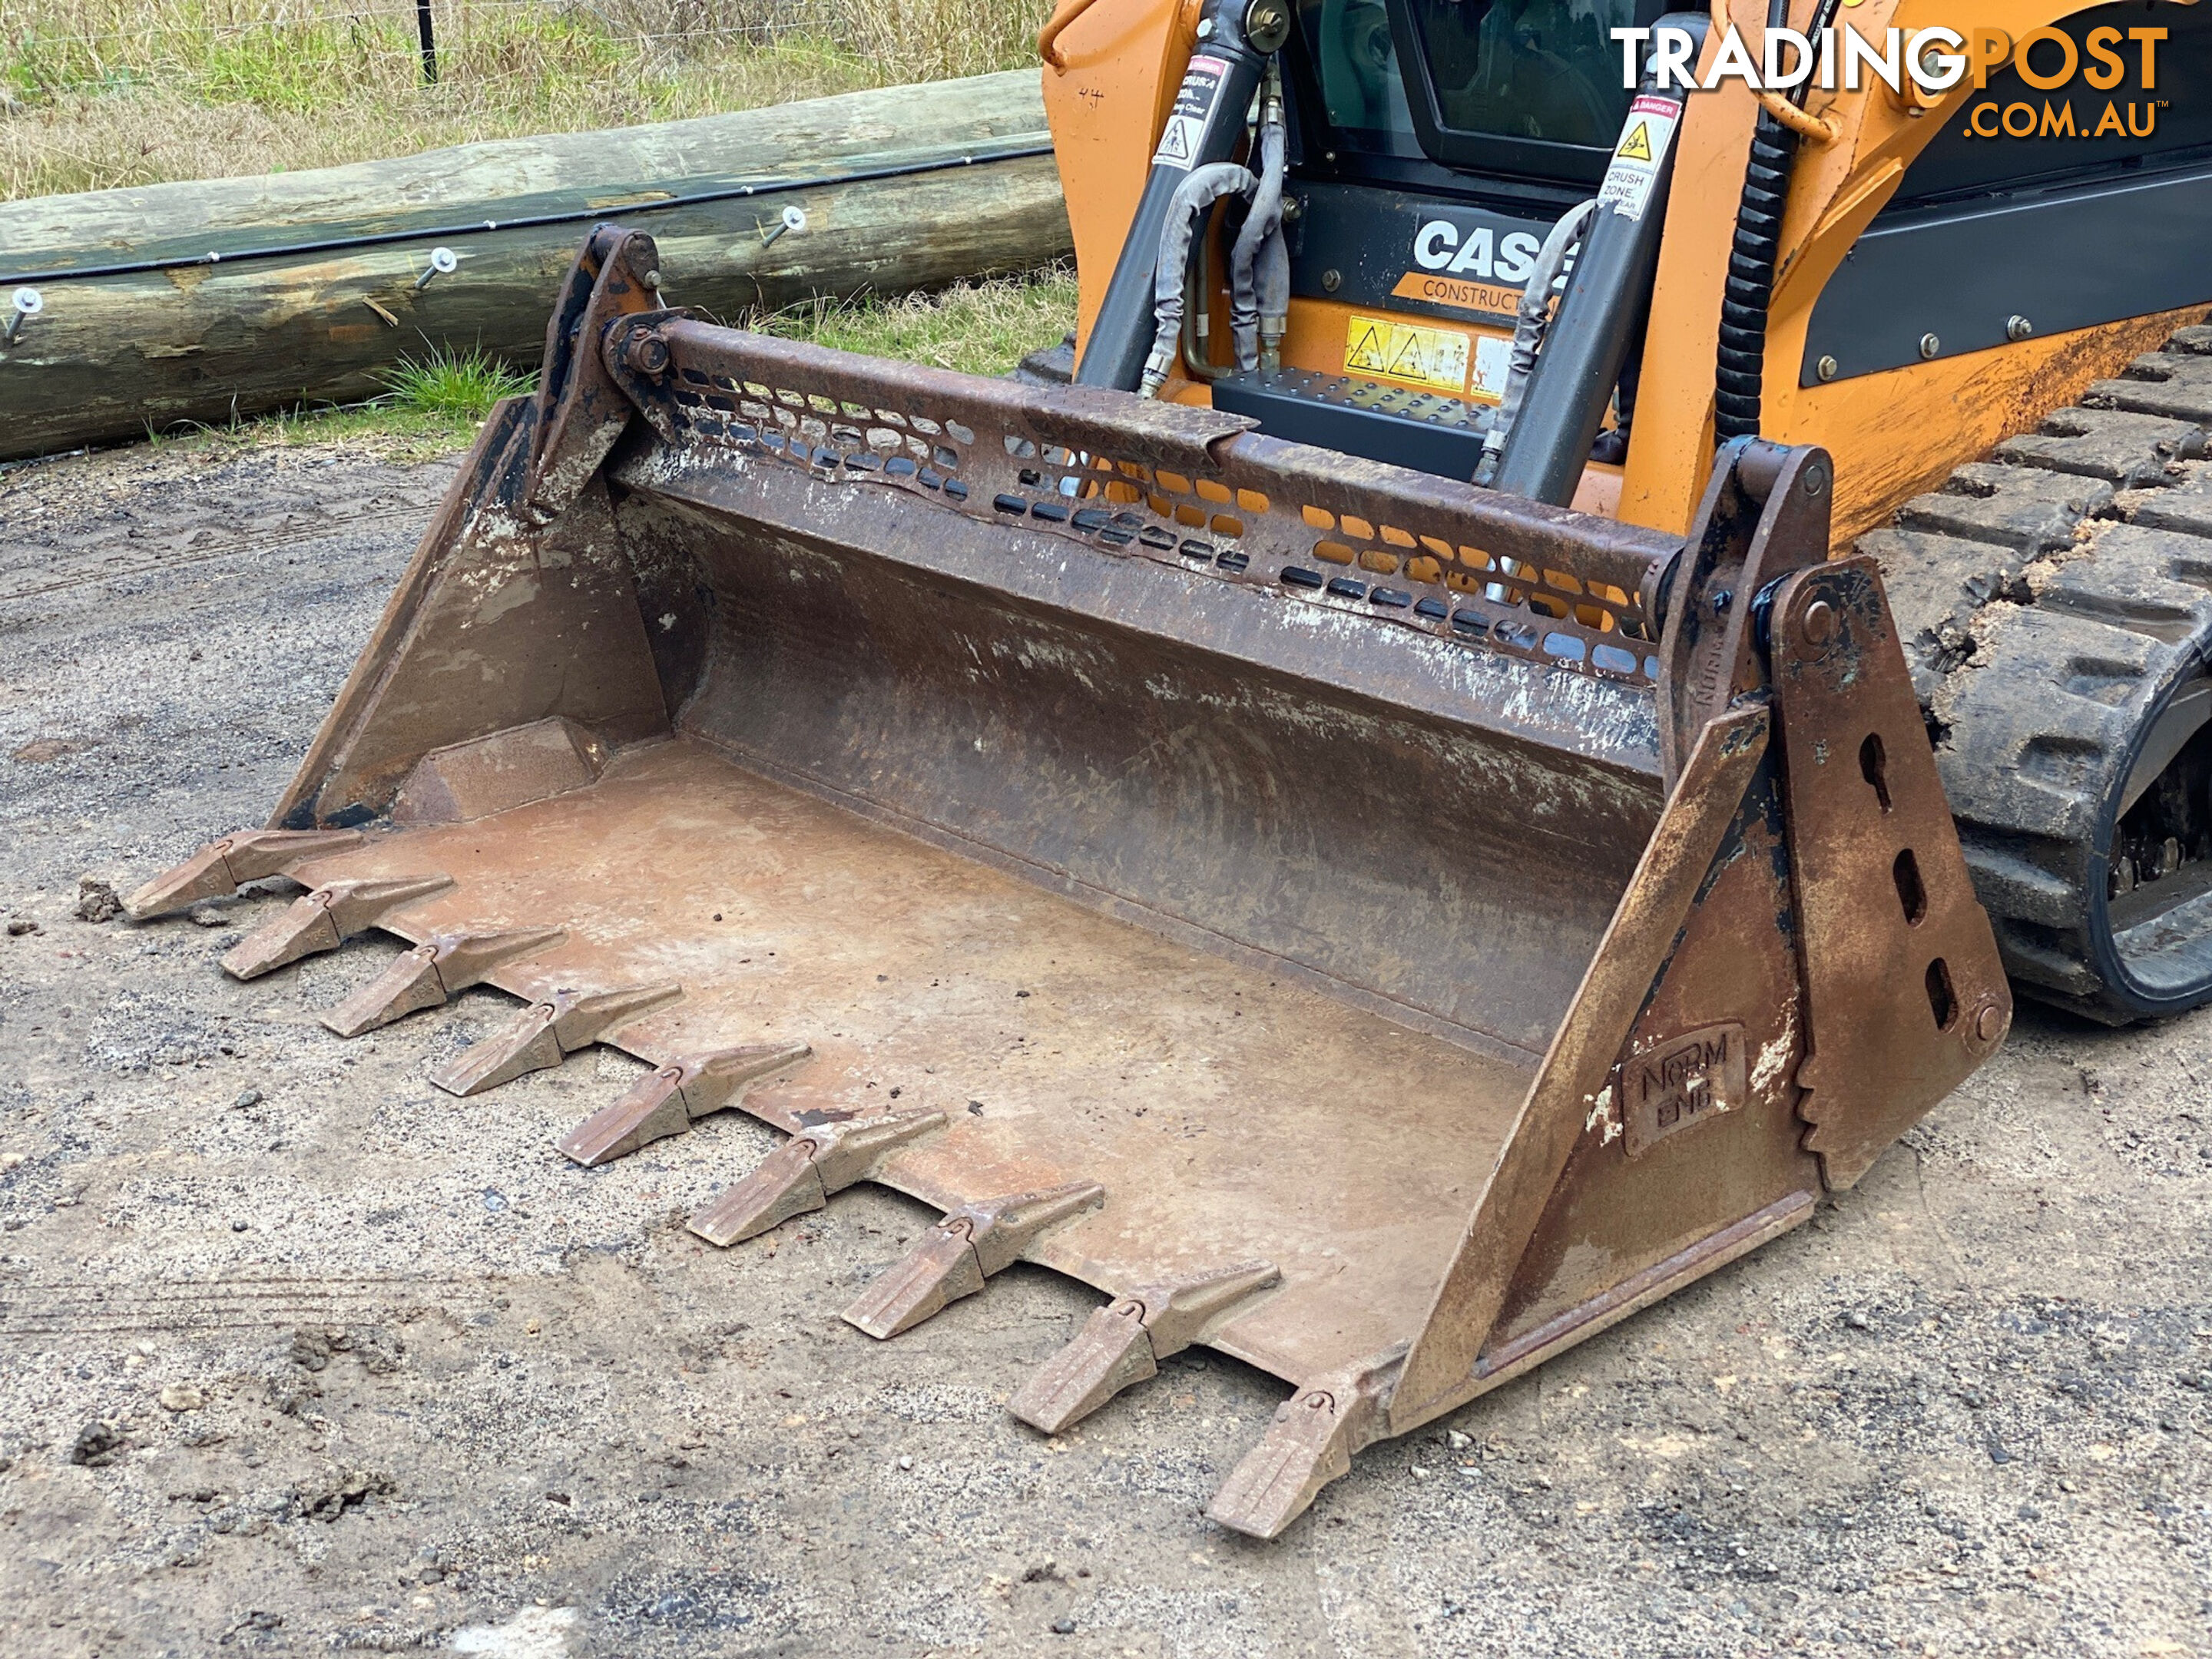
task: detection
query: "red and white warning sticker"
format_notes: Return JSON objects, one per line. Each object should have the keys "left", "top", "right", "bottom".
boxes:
{"left": 1153, "top": 52, "right": 1230, "bottom": 171}
{"left": 1596, "top": 94, "right": 1681, "bottom": 221}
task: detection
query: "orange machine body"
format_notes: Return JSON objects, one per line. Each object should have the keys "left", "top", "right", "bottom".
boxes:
{"left": 1041, "top": 0, "right": 2194, "bottom": 540}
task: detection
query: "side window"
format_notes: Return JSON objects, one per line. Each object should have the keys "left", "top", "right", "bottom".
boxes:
{"left": 1402, "top": 0, "right": 1641, "bottom": 149}
{"left": 1299, "top": 0, "right": 1425, "bottom": 156}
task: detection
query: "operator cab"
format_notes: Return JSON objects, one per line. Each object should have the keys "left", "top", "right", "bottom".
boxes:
{"left": 1209, "top": 0, "right": 1681, "bottom": 486}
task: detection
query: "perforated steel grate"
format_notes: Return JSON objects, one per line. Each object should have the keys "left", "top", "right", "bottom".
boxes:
{"left": 657, "top": 339, "right": 1665, "bottom": 687}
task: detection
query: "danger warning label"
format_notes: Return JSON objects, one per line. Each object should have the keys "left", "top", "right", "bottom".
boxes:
{"left": 1154, "top": 115, "right": 1200, "bottom": 167}
{"left": 1152, "top": 52, "right": 1229, "bottom": 171}
{"left": 1597, "top": 94, "right": 1680, "bottom": 221}
{"left": 1344, "top": 314, "right": 1470, "bottom": 394}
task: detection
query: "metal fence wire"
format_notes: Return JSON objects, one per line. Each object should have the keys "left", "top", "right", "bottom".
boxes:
{"left": 2, "top": 1, "right": 1035, "bottom": 104}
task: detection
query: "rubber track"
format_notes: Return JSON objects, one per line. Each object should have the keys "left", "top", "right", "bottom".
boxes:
{"left": 1862, "top": 321, "right": 2212, "bottom": 1020}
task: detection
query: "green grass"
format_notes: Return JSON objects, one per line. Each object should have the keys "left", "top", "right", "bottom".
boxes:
{"left": 380, "top": 346, "right": 535, "bottom": 423}
{"left": 147, "top": 267, "right": 1079, "bottom": 461}
{"left": 1, "top": 0, "right": 1051, "bottom": 200}
{"left": 752, "top": 266, "right": 1078, "bottom": 379}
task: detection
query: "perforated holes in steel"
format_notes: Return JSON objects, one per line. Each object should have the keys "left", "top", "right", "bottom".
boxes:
{"left": 654, "top": 336, "right": 1657, "bottom": 687}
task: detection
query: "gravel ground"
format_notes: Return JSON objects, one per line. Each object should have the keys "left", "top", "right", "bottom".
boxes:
{"left": 0, "top": 437, "right": 2207, "bottom": 1659}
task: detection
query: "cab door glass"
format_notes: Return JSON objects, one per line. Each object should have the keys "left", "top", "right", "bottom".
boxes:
{"left": 1406, "top": 0, "right": 1641, "bottom": 148}
{"left": 1297, "top": 0, "right": 1426, "bottom": 156}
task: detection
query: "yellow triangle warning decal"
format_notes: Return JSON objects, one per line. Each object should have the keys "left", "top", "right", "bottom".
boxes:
{"left": 1386, "top": 334, "right": 1428, "bottom": 379}
{"left": 1346, "top": 324, "right": 1387, "bottom": 374}
{"left": 1618, "top": 121, "right": 1652, "bottom": 162}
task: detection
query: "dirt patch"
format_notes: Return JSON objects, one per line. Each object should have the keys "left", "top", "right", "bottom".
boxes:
{"left": 11, "top": 737, "right": 89, "bottom": 763}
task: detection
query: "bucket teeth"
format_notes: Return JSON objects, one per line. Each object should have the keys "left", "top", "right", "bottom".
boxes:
{"left": 1009, "top": 1301, "right": 1157, "bottom": 1435}
{"left": 687, "top": 1136, "right": 827, "bottom": 1241}
{"left": 1205, "top": 1347, "right": 1405, "bottom": 1541}
{"left": 322, "top": 942, "right": 447, "bottom": 1037}
{"left": 686, "top": 1107, "right": 945, "bottom": 1243}
{"left": 554, "top": 1039, "right": 815, "bottom": 1167}
{"left": 429, "top": 981, "right": 683, "bottom": 1098}
{"left": 125, "top": 828, "right": 366, "bottom": 921}
{"left": 841, "top": 1181, "right": 1105, "bottom": 1340}
{"left": 432, "top": 1002, "right": 563, "bottom": 1097}
{"left": 1008, "top": 1260, "right": 1279, "bottom": 1435}
{"left": 218, "top": 874, "right": 454, "bottom": 981}
{"left": 841, "top": 1225, "right": 986, "bottom": 1341}
{"left": 320, "top": 926, "right": 566, "bottom": 1038}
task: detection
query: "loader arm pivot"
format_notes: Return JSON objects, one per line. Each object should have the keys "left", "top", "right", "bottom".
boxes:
{"left": 137, "top": 230, "right": 2008, "bottom": 1539}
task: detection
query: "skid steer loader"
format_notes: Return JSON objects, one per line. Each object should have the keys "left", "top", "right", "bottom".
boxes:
{"left": 126, "top": 0, "right": 2144, "bottom": 1537}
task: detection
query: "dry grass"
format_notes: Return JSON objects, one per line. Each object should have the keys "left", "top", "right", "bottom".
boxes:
{"left": 1, "top": 0, "right": 1049, "bottom": 198}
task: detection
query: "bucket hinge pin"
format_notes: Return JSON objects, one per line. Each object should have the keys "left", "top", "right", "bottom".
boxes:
{"left": 430, "top": 981, "right": 683, "bottom": 1098}
{"left": 686, "top": 1106, "right": 945, "bottom": 1242}
{"left": 842, "top": 1182, "right": 1106, "bottom": 1339}
{"left": 1008, "top": 1260, "right": 1280, "bottom": 1435}
{"left": 220, "top": 874, "right": 454, "bottom": 981}
{"left": 555, "top": 1039, "right": 817, "bottom": 1167}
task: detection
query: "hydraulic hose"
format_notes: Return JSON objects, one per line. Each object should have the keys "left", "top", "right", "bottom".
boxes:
{"left": 1075, "top": 0, "right": 1284, "bottom": 389}
{"left": 1141, "top": 162, "right": 1257, "bottom": 396}
{"left": 1229, "top": 60, "right": 1286, "bottom": 373}
{"left": 1713, "top": 0, "right": 1841, "bottom": 442}
{"left": 1487, "top": 16, "right": 1699, "bottom": 507}
{"left": 1253, "top": 201, "right": 1290, "bottom": 374}
{"left": 1181, "top": 230, "right": 1228, "bottom": 382}
{"left": 1475, "top": 199, "right": 1597, "bottom": 488}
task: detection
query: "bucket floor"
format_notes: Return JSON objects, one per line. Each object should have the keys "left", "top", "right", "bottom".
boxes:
{"left": 290, "top": 737, "right": 1532, "bottom": 1390}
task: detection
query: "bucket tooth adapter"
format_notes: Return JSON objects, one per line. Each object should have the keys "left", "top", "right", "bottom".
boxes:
{"left": 556, "top": 1039, "right": 816, "bottom": 1167}
{"left": 686, "top": 1104, "right": 945, "bottom": 1243}
{"left": 320, "top": 926, "right": 567, "bottom": 1038}
{"left": 131, "top": 228, "right": 2012, "bottom": 1537}
{"left": 430, "top": 982, "right": 684, "bottom": 1098}
{"left": 219, "top": 874, "right": 454, "bottom": 981}
{"left": 1010, "top": 1260, "right": 1282, "bottom": 1435}
{"left": 126, "top": 828, "right": 366, "bottom": 920}
{"left": 843, "top": 1183, "right": 1110, "bottom": 1339}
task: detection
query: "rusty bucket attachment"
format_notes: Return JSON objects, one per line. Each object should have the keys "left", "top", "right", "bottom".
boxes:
{"left": 128, "top": 228, "right": 2012, "bottom": 1538}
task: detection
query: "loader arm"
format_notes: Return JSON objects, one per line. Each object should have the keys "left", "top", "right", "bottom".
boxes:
{"left": 137, "top": 228, "right": 2008, "bottom": 1538}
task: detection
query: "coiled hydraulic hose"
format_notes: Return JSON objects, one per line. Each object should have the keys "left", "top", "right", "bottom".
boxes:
{"left": 1141, "top": 162, "right": 1257, "bottom": 396}
{"left": 1713, "top": 0, "right": 1839, "bottom": 441}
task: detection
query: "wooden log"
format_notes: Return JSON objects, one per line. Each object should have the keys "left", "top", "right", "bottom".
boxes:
{"left": 0, "top": 71, "right": 1069, "bottom": 459}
